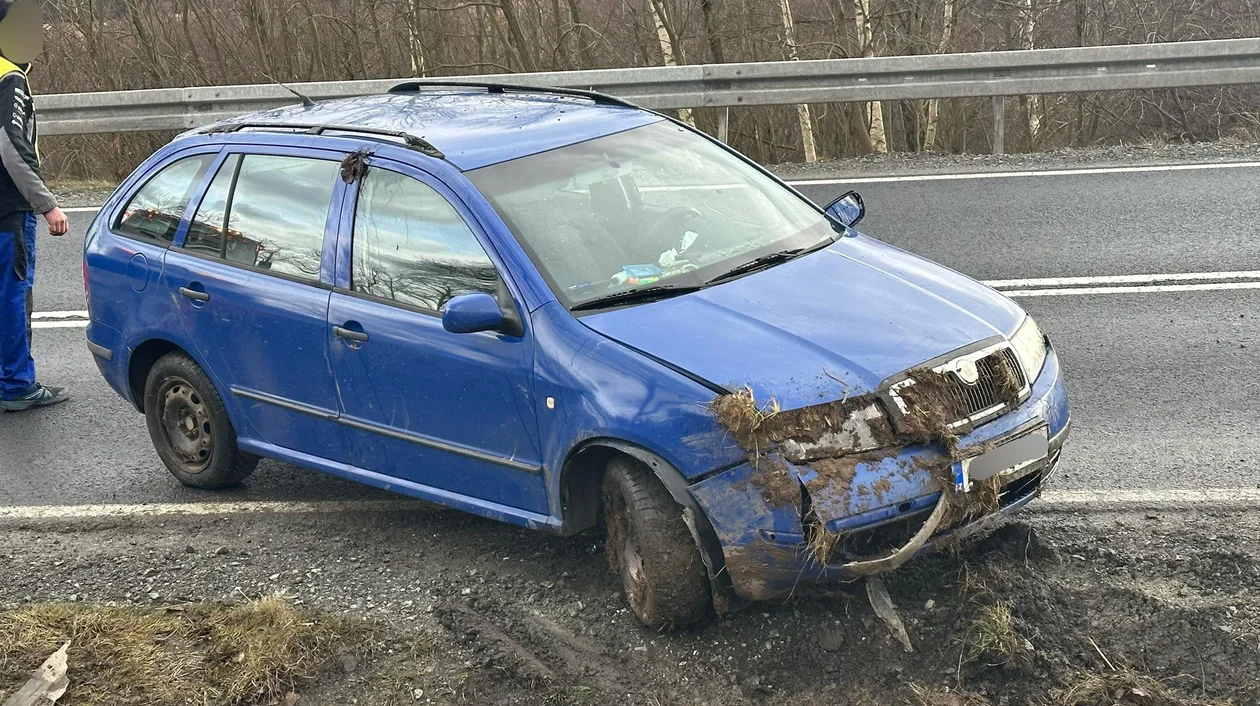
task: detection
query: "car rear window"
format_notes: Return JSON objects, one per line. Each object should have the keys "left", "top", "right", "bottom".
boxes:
{"left": 183, "top": 154, "right": 339, "bottom": 283}
{"left": 351, "top": 169, "right": 497, "bottom": 312}
{"left": 116, "top": 154, "right": 215, "bottom": 243}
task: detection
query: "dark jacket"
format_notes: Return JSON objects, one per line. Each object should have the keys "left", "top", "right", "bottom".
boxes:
{"left": 0, "top": 61, "right": 56, "bottom": 221}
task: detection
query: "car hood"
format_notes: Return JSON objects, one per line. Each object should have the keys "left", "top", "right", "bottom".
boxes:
{"left": 579, "top": 236, "right": 1027, "bottom": 410}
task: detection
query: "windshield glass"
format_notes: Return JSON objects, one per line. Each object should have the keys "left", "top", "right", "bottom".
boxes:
{"left": 467, "top": 120, "right": 835, "bottom": 309}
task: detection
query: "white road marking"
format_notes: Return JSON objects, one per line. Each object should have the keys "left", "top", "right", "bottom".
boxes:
{"left": 1037, "top": 488, "right": 1260, "bottom": 509}
{"left": 0, "top": 489, "right": 1253, "bottom": 521}
{"left": 59, "top": 159, "right": 1260, "bottom": 215}
{"left": 31, "top": 310, "right": 89, "bottom": 319}
{"left": 1001, "top": 281, "right": 1260, "bottom": 297}
{"left": 32, "top": 310, "right": 89, "bottom": 329}
{"left": 984, "top": 271, "right": 1260, "bottom": 289}
{"left": 0, "top": 499, "right": 433, "bottom": 520}
{"left": 790, "top": 160, "right": 1260, "bottom": 186}
{"left": 33, "top": 320, "right": 89, "bottom": 329}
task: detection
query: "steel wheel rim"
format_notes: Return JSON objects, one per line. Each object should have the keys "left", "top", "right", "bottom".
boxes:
{"left": 158, "top": 376, "right": 213, "bottom": 473}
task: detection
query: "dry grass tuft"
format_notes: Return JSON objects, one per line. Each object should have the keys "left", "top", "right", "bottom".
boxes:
{"left": 995, "top": 355, "right": 1024, "bottom": 404}
{"left": 0, "top": 603, "right": 198, "bottom": 705}
{"left": 805, "top": 519, "right": 841, "bottom": 567}
{"left": 0, "top": 596, "right": 372, "bottom": 706}
{"left": 708, "top": 386, "right": 781, "bottom": 450}
{"left": 204, "top": 595, "right": 371, "bottom": 704}
{"left": 1059, "top": 669, "right": 1229, "bottom": 706}
{"left": 961, "top": 602, "right": 1025, "bottom": 666}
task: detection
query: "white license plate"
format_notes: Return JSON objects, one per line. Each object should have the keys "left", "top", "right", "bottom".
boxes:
{"left": 955, "top": 426, "right": 1049, "bottom": 489}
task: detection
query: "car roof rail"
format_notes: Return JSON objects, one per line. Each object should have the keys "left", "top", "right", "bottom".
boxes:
{"left": 387, "top": 80, "right": 640, "bottom": 110}
{"left": 201, "top": 122, "right": 445, "bottom": 160}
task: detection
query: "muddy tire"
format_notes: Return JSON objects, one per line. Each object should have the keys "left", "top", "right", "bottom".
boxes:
{"left": 143, "top": 352, "right": 258, "bottom": 489}
{"left": 602, "top": 457, "right": 710, "bottom": 629}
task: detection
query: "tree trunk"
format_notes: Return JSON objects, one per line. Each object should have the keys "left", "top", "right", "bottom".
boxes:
{"left": 923, "top": 0, "right": 955, "bottom": 151}
{"left": 853, "top": 0, "right": 887, "bottom": 153}
{"left": 1019, "top": 0, "right": 1043, "bottom": 146}
{"left": 648, "top": 0, "right": 694, "bottom": 125}
{"left": 124, "top": 0, "right": 167, "bottom": 84}
{"left": 565, "top": 0, "right": 597, "bottom": 67}
{"left": 407, "top": 0, "right": 427, "bottom": 76}
{"left": 778, "top": 0, "right": 817, "bottom": 162}
{"left": 699, "top": 0, "right": 725, "bottom": 63}
{"left": 499, "top": 0, "right": 538, "bottom": 72}
{"left": 826, "top": 0, "right": 874, "bottom": 154}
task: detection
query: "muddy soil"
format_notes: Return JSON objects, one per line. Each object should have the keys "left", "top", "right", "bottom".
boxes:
{"left": 0, "top": 506, "right": 1256, "bottom": 705}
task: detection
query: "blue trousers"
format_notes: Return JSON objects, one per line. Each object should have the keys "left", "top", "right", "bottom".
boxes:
{"left": 0, "top": 213, "right": 37, "bottom": 400}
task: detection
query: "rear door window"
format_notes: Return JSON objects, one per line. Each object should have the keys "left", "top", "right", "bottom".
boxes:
{"left": 351, "top": 168, "right": 498, "bottom": 312}
{"left": 116, "top": 154, "right": 215, "bottom": 243}
{"left": 183, "top": 153, "right": 339, "bottom": 283}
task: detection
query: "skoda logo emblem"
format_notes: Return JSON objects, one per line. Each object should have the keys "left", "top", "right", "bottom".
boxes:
{"left": 954, "top": 359, "right": 981, "bottom": 385}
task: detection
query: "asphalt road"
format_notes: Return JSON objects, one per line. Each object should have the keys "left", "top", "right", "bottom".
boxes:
{"left": 4, "top": 163, "right": 1259, "bottom": 507}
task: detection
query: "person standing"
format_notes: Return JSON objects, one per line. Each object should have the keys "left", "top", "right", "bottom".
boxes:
{"left": 0, "top": 3, "right": 69, "bottom": 412}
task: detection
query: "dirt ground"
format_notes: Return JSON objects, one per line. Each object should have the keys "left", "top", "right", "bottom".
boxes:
{"left": 0, "top": 505, "right": 1256, "bottom": 705}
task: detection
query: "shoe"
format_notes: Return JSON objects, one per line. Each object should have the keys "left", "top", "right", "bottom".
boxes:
{"left": 1, "top": 383, "right": 70, "bottom": 412}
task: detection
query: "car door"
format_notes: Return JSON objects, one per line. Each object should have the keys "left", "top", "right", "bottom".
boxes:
{"left": 162, "top": 147, "right": 352, "bottom": 462}
{"left": 327, "top": 161, "right": 547, "bottom": 515}
{"left": 92, "top": 150, "right": 219, "bottom": 342}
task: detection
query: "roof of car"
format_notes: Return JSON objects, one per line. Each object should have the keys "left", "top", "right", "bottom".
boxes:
{"left": 204, "top": 89, "right": 663, "bottom": 171}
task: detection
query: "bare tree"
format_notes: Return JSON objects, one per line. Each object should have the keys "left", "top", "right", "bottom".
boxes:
{"left": 499, "top": 0, "right": 538, "bottom": 72}
{"left": 853, "top": 0, "right": 887, "bottom": 152}
{"left": 1017, "top": 0, "right": 1044, "bottom": 145}
{"left": 699, "top": 0, "right": 726, "bottom": 63}
{"left": 778, "top": 0, "right": 818, "bottom": 162}
{"left": 923, "top": 0, "right": 956, "bottom": 151}
{"left": 647, "top": 0, "right": 694, "bottom": 125}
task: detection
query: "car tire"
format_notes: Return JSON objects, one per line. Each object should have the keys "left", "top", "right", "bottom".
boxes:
{"left": 602, "top": 457, "right": 710, "bottom": 629}
{"left": 143, "top": 352, "right": 258, "bottom": 489}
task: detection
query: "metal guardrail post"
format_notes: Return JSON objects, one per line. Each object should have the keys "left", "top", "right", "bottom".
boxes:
{"left": 717, "top": 107, "right": 730, "bottom": 143}
{"left": 991, "top": 96, "right": 1005, "bottom": 155}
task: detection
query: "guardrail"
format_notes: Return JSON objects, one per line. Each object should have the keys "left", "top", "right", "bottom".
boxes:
{"left": 37, "top": 37, "right": 1260, "bottom": 154}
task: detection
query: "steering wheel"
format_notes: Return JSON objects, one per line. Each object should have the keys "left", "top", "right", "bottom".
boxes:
{"left": 645, "top": 206, "right": 702, "bottom": 250}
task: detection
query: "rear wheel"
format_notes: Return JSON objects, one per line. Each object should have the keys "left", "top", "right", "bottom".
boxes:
{"left": 603, "top": 457, "right": 710, "bottom": 629}
{"left": 143, "top": 352, "right": 258, "bottom": 489}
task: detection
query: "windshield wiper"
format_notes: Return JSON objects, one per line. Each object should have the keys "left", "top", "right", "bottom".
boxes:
{"left": 705, "top": 249, "right": 805, "bottom": 285}
{"left": 705, "top": 239, "right": 835, "bottom": 286}
{"left": 570, "top": 284, "right": 704, "bottom": 312}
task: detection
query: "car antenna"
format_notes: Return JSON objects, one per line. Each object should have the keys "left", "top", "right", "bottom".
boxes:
{"left": 265, "top": 73, "right": 316, "bottom": 108}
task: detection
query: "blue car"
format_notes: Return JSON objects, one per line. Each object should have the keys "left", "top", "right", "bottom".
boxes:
{"left": 84, "top": 83, "right": 1069, "bottom": 628}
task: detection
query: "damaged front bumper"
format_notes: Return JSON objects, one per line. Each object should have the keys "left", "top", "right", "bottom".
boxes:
{"left": 690, "top": 348, "right": 1070, "bottom": 602}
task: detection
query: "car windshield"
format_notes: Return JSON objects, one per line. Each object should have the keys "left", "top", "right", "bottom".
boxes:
{"left": 467, "top": 120, "right": 836, "bottom": 309}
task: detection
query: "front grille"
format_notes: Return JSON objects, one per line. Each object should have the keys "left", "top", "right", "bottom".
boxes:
{"left": 891, "top": 345, "right": 1027, "bottom": 428}
{"left": 959, "top": 348, "right": 1024, "bottom": 418}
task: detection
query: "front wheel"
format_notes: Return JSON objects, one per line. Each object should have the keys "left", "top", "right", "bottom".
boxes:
{"left": 143, "top": 352, "right": 258, "bottom": 489}
{"left": 603, "top": 458, "right": 710, "bottom": 629}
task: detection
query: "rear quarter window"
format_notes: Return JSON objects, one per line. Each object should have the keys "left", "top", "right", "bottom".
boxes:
{"left": 115, "top": 154, "right": 216, "bottom": 243}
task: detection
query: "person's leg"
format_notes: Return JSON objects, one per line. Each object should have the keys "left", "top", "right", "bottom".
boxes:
{"left": 0, "top": 223, "right": 35, "bottom": 400}
{"left": 0, "top": 213, "right": 67, "bottom": 411}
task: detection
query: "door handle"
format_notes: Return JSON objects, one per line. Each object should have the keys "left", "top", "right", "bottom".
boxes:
{"left": 333, "top": 326, "right": 369, "bottom": 343}
{"left": 179, "top": 286, "right": 209, "bottom": 302}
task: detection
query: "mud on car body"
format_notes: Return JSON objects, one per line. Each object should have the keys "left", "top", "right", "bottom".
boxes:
{"left": 82, "top": 83, "right": 1069, "bottom": 629}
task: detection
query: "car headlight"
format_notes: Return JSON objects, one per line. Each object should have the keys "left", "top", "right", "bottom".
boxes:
{"left": 1010, "top": 315, "right": 1048, "bottom": 382}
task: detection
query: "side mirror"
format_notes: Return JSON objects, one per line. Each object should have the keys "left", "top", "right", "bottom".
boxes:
{"left": 825, "top": 191, "right": 865, "bottom": 228}
{"left": 442, "top": 292, "right": 507, "bottom": 334}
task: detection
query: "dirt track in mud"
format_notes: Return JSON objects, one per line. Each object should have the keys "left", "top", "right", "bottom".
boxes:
{"left": 1, "top": 506, "right": 1257, "bottom": 705}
